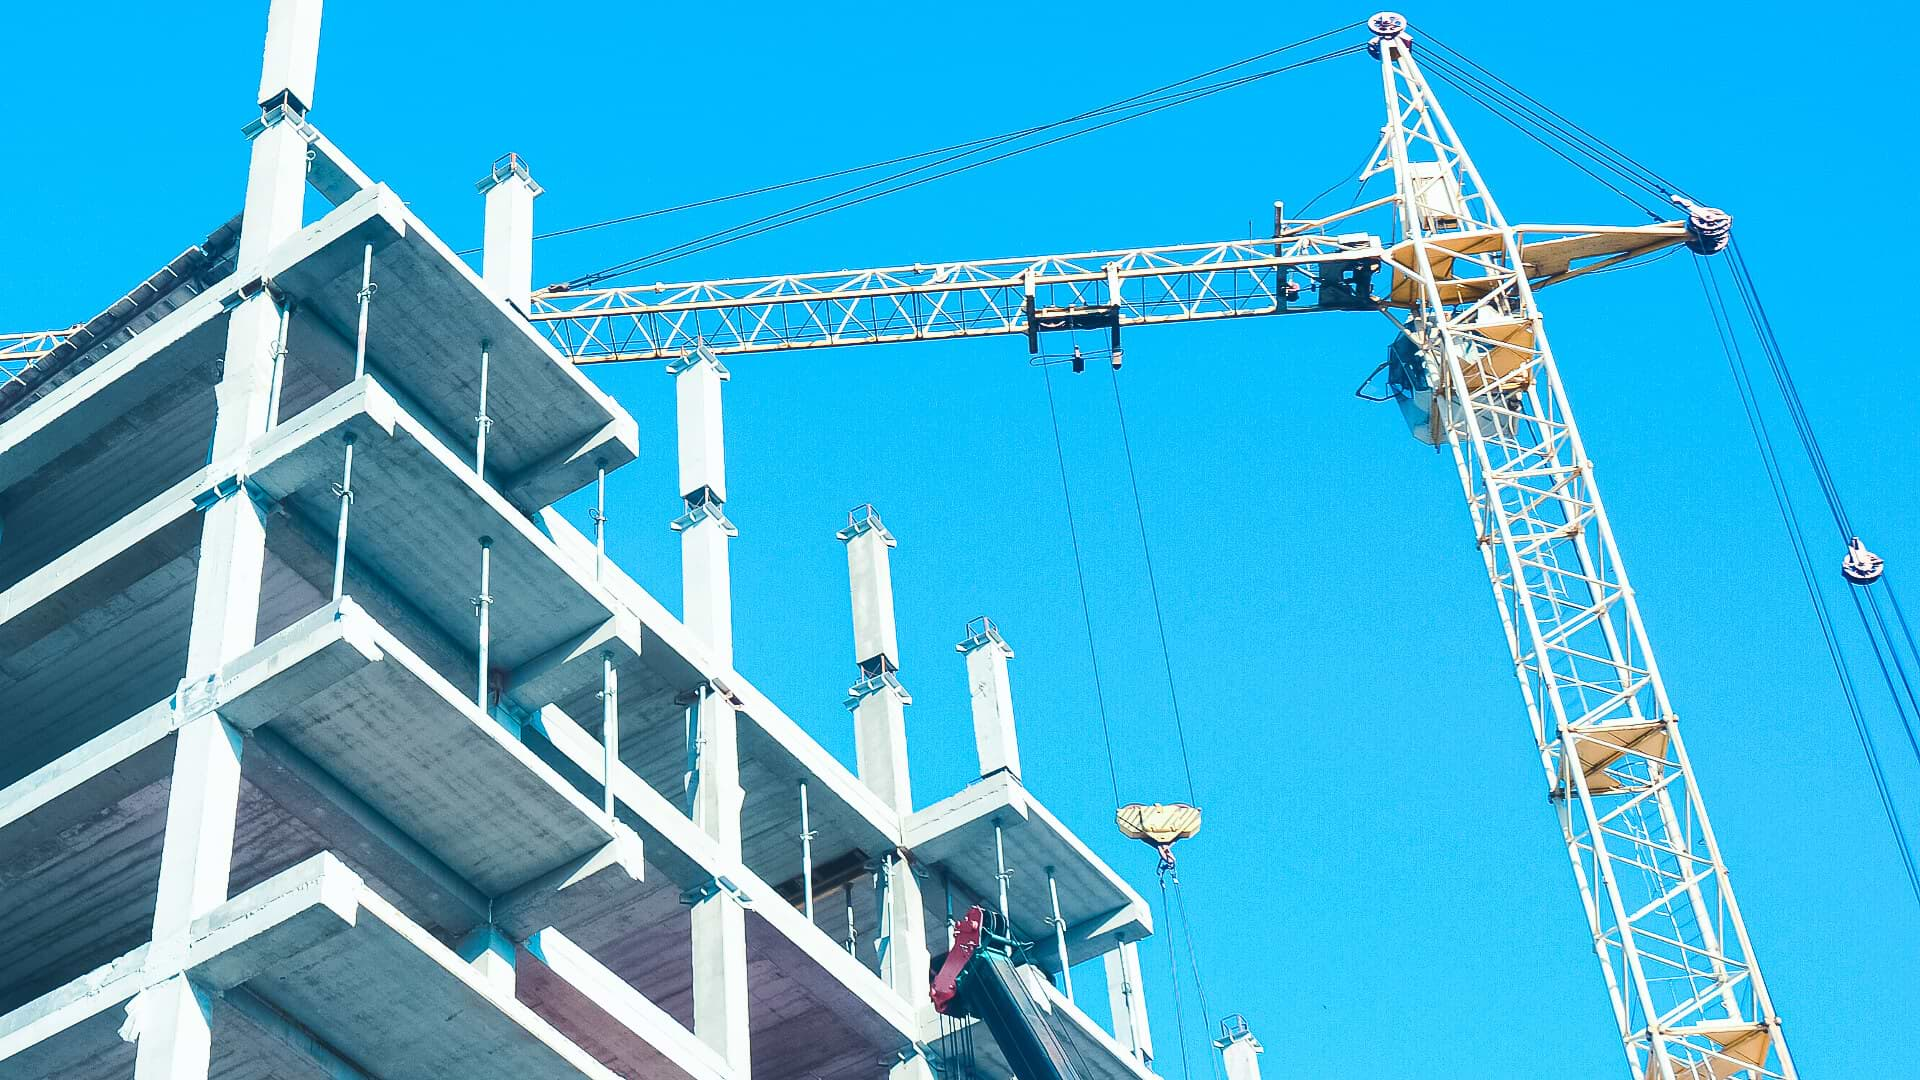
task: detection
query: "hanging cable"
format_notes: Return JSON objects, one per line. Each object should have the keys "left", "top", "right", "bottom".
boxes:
{"left": 562, "top": 39, "right": 1365, "bottom": 288}
{"left": 1694, "top": 255, "right": 1920, "bottom": 904}
{"left": 1415, "top": 30, "right": 1690, "bottom": 201}
{"left": 1042, "top": 358, "right": 1124, "bottom": 811}
{"left": 1108, "top": 369, "right": 1200, "bottom": 806}
{"left": 1157, "top": 875, "right": 1195, "bottom": 1080}
{"left": 535, "top": 22, "right": 1361, "bottom": 271}
{"left": 1170, "top": 879, "right": 1223, "bottom": 1080}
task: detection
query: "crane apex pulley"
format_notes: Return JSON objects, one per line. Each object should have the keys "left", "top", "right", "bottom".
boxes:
{"left": 1117, "top": 802, "right": 1202, "bottom": 874}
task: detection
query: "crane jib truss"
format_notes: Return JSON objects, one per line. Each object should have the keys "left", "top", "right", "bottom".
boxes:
{"left": 0, "top": 15, "right": 1796, "bottom": 1080}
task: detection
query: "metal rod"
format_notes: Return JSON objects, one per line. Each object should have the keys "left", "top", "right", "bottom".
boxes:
{"left": 843, "top": 882, "right": 857, "bottom": 956}
{"left": 601, "top": 650, "right": 618, "bottom": 817}
{"left": 352, "top": 244, "right": 374, "bottom": 380}
{"left": 799, "top": 781, "right": 816, "bottom": 922}
{"left": 593, "top": 460, "right": 608, "bottom": 582}
{"left": 330, "top": 434, "right": 355, "bottom": 602}
{"left": 475, "top": 536, "right": 494, "bottom": 710}
{"left": 994, "top": 819, "right": 1011, "bottom": 920}
{"left": 1047, "top": 866, "right": 1072, "bottom": 1001}
{"left": 267, "top": 301, "right": 291, "bottom": 429}
{"left": 944, "top": 869, "right": 954, "bottom": 947}
{"left": 475, "top": 341, "right": 492, "bottom": 478}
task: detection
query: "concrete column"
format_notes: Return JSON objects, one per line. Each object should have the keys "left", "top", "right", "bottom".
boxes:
{"left": 956, "top": 617, "right": 1020, "bottom": 781}
{"left": 1105, "top": 941, "right": 1154, "bottom": 1064}
{"left": 476, "top": 154, "right": 542, "bottom": 311}
{"left": 1215, "top": 1016, "right": 1263, "bottom": 1080}
{"left": 457, "top": 926, "right": 517, "bottom": 999}
{"left": 837, "top": 506, "right": 929, "bottom": 1000}
{"left": 687, "top": 681, "right": 749, "bottom": 1071}
{"left": 839, "top": 506, "right": 910, "bottom": 815}
{"left": 127, "top": 976, "right": 216, "bottom": 1080}
{"left": 140, "top": 4, "right": 321, "bottom": 1076}
{"left": 669, "top": 350, "right": 735, "bottom": 666}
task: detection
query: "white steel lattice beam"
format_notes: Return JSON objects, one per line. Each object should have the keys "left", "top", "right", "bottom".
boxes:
{"left": 1366, "top": 13, "right": 1792, "bottom": 1080}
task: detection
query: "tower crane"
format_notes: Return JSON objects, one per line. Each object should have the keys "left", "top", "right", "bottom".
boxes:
{"left": 0, "top": 14, "right": 1795, "bottom": 1080}
{"left": 528, "top": 17, "right": 1792, "bottom": 1079}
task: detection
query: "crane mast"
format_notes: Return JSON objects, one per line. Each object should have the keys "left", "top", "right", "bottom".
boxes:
{"left": 1368, "top": 14, "right": 1789, "bottom": 1079}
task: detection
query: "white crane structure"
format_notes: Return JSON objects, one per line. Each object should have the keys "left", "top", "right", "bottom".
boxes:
{"left": 0, "top": 12, "right": 1794, "bottom": 1080}
{"left": 525, "top": 17, "right": 1792, "bottom": 1079}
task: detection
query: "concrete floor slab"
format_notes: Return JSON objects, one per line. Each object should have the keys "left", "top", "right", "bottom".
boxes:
{"left": 249, "top": 374, "right": 618, "bottom": 673}
{"left": 907, "top": 772, "right": 1151, "bottom": 972}
{"left": 215, "top": 599, "right": 616, "bottom": 897}
{"left": 264, "top": 185, "right": 636, "bottom": 508}
{"left": 0, "top": 852, "right": 634, "bottom": 1080}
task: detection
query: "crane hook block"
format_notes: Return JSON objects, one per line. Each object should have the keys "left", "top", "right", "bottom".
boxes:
{"left": 1842, "top": 537, "right": 1886, "bottom": 585}
{"left": 1117, "top": 803, "right": 1202, "bottom": 873}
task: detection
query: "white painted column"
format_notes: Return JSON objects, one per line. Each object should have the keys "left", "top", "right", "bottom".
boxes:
{"left": 1105, "top": 941, "right": 1154, "bottom": 1065}
{"left": 138, "top": 4, "right": 320, "bottom": 1078}
{"left": 669, "top": 348, "right": 735, "bottom": 666}
{"left": 476, "top": 153, "right": 541, "bottom": 311}
{"left": 1215, "top": 1016, "right": 1263, "bottom": 1080}
{"left": 840, "top": 505, "right": 909, "bottom": 813}
{"left": 956, "top": 616, "right": 1021, "bottom": 781}
{"left": 456, "top": 926, "right": 517, "bottom": 999}
{"left": 688, "top": 685, "right": 751, "bottom": 1073}
{"left": 838, "top": 506, "right": 930, "bottom": 1001}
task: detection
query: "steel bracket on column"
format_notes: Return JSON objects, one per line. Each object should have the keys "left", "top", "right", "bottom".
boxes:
{"left": 172, "top": 673, "right": 223, "bottom": 724}
{"left": 845, "top": 669, "right": 912, "bottom": 709}
{"left": 192, "top": 473, "right": 275, "bottom": 516}
{"left": 680, "top": 874, "right": 752, "bottom": 909}
{"left": 240, "top": 97, "right": 308, "bottom": 141}
{"left": 670, "top": 494, "right": 737, "bottom": 535}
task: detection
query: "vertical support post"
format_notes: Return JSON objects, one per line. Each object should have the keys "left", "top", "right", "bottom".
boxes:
{"left": 592, "top": 461, "right": 608, "bottom": 583}
{"left": 1105, "top": 941, "right": 1154, "bottom": 1064}
{"left": 993, "top": 819, "right": 1012, "bottom": 921}
{"left": 474, "top": 341, "right": 492, "bottom": 478}
{"left": 351, "top": 244, "right": 373, "bottom": 380}
{"left": 687, "top": 679, "right": 750, "bottom": 1075}
{"left": 957, "top": 616, "right": 1021, "bottom": 781}
{"left": 266, "top": 299, "right": 291, "bottom": 429}
{"left": 1046, "top": 866, "right": 1073, "bottom": 1001}
{"left": 799, "top": 781, "right": 816, "bottom": 922}
{"left": 844, "top": 882, "right": 858, "bottom": 955}
{"left": 1214, "top": 1016, "right": 1263, "bottom": 1080}
{"left": 141, "top": 5, "right": 321, "bottom": 1075}
{"left": 943, "top": 869, "right": 955, "bottom": 948}
{"left": 600, "top": 651, "right": 619, "bottom": 817}
{"left": 330, "top": 434, "right": 354, "bottom": 602}
{"left": 476, "top": 153, "right": 542, "bottom": 311}
{"left": 474, "top": 538, "right": 494, "bottom": 711}
{"left": 669, "top": 348, "right": 735, "bottom": 664}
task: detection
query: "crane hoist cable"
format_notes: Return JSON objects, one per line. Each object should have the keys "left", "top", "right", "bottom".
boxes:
{"left": 1040, "top": 346, "right": 1124, "bottom": 812}
{"left": 1108, "top": 368, "right": 1200, "bottom": 807}
{"left": 1694, "top": 254, "right": 1920, "bottom": 906}
{"left": 561, "top": 33, "right": 1367, "bottom": 289}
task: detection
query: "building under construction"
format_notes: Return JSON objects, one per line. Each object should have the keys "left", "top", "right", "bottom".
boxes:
{"left": 8, "top": 5, "right": 1903, "bottom": 1080}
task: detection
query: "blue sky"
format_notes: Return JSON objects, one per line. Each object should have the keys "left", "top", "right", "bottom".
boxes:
{"left": 5, "top": 2, "right": 1915, "bottom": 1076}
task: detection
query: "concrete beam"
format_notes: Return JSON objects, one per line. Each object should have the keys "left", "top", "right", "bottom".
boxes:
{"left": 493, "top": 831, "right": 649, "bottom": 941}
{"left": 522, "top": 928, "right": 731, "bottom": 1080}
